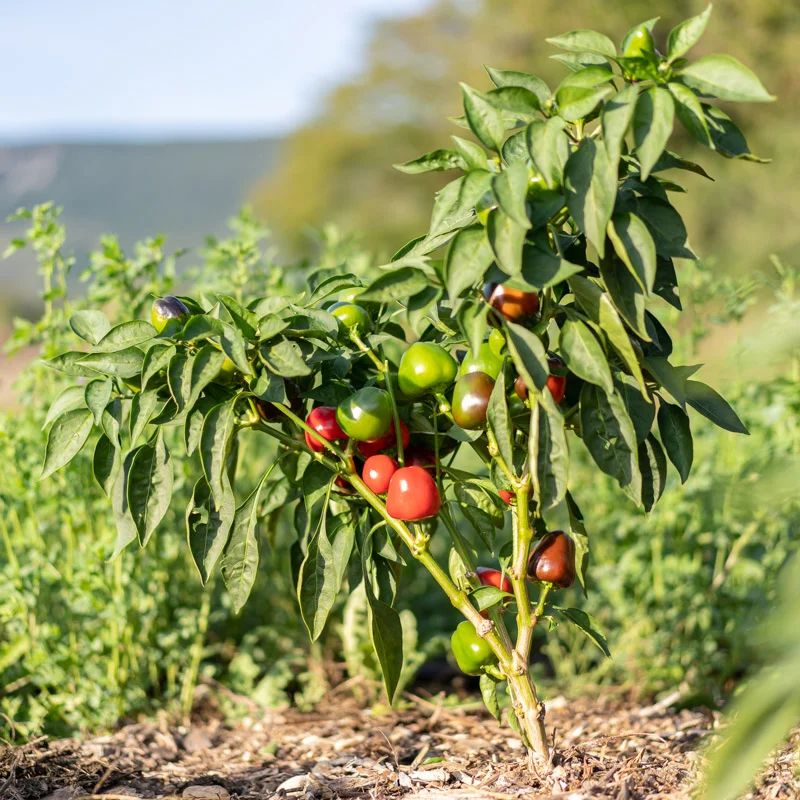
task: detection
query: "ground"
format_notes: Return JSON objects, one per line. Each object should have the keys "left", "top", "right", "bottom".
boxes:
{"left": 1, "top": 692, "right": 797, "bottom": 800}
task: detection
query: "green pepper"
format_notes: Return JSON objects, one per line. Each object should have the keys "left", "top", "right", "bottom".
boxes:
{"left": 623, "top": 25, "right": 656, "bottom": 58}
{"left": 328, "top": 301, "right": 372, "bottom": 334}
{"left": 336, "top": 387, "right": 392, "bottom": 441}
{"left": 151, "top": 296, "right": 189, "bottom": 333}
{"left": 397, "top": 342, "right": 458, "bottom": 399}
{"left": 450, "top": 620, "right": 496, "bottom": 676}
{"left": 459, "top": 342, "right": 504, "bottom": 380}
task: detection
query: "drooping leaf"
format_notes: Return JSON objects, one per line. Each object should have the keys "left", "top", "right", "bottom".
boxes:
{"left": 639, "top": 433, "right": 667, "bottom": 512}
{"left": 633, "top": 87, "right": 675, "bottom": 181}
{"left": 127, "top": 430, "right": 173, "bottom": 547}
{"left": 186, "top": 475, "right": 235, "bottom": 584}
{"left": 607, "top": 212, "right": 657, "bottom": 295}
{"left": 504, "top": 320, "right": 549, "bottom": 393}
{"left": 92, "top": 433, "right": 120, "bottom": 497}
{"left": 685, "top": 380, "right": 749, "bottom": 434}
{"left": 394, "top": 148, "right": 466, "bottom": 174}
{"left": 461, "top": 83, "right": 506, "bottom": 151}
{"left": 41, "top": 408, "right": 94, "bottom": 480}
{"left": 602, "top": 84, "right": 639, "bottom": 168}
{"left": 444, "top": 226, "right": 494, "bottom": 301}
{"left": 553, "top": 606, "right": 611, "bottom": 657}
{"left": 487, "top": 207, "right": 526, "bottom": 276}
{"left": 529, "top": 391, "right": 569, "bottom": 510}
{"left": 487, "top": 369, "right": 515, "bottom": 475}
{"left": 200, "top": 397, "right": 239, "bottom": 509}
{"left": 657, "top": 400, "right": 693, "bottom": 482}
{"left": 559, "top": 318, "right": 613, "bottom": 394}
{"left": 526, "top": 117, "right": 570, "bottom": 190}
{"left": 84, "top": 379, "right": 113, "bottom": 426}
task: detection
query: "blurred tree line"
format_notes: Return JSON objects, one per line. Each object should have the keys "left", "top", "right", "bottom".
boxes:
{"left": 252, "top": 0, "right": 800, "bottom": 274}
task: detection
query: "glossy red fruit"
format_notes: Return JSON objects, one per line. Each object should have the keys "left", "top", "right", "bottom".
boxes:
{"left": 476, "top": 567, "right": 513, "bottom": 594}
{"left": 362, "top": 454, "right": 398, "bottom": 494}
{"left": 386, "top": 466, "right": 441, "bottom": 521}
{"left": 484, "top": 283, "right": 540, "bottom": 323}
{"left": 527, "top": 531, "right": 576, "bottom": 589}
{"left": 358, "top": 420, "right": 410, "bottom": 458}
{"left": 499, "top": 490, "right": 515, "bottom": 505}
{"left": 304, "top": 407, "right": 347, "bottom": 453}
{"left": 514, "top": 358, "right": 567, "bottom": 405}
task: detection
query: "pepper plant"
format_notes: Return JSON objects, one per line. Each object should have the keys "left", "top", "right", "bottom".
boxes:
{"left": 39, "top": 7, "right": 772, "bottom": 768}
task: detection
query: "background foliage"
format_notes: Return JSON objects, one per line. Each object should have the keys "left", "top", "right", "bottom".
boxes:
{"left": 1, "top": 203, "right": 797, "bottom": 741}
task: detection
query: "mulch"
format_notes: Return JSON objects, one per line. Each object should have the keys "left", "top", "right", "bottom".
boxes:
{"left": 0, "top": 690, "right": 797, "bottom": 800}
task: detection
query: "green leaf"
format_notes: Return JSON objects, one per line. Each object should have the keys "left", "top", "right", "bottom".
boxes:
{"left": 69, "top": 310, "right": 111, "bottom": 344}
{"left": 685, "top": 380, "right": 749, "bottom": 434}
{"left": 92, "top": 433, "right": 120, "bottom": 497}
{"left": 200, "top": 397, "right": 239, "bottom": 509}
{"left": 221, "top": 470, "right": 271, "bottom": 612}
{"left": 109, "top": 451, "right": 138, "bottom": 559}
{"left": 469, "top": 585, "right": 511, "bottom": 611}
{"left": 650, "top": 150, "right": 714, "bottom": 180}
{"left": 516, "top": 241, "right": 583, "bottom": 289}
{"left": 526, "top": 118, "right": 570, "bottom": 189}
{"left": 44, "top": 351, "right": 102, "bottom": 378}
{"left": 704, "top": 105, "right": 771, "bottom": 162}
{"left": 299, "top": 512, "right": 355, "bottom": 641}
{"left": 218, "top": 294, "right": 259, "bottom": 341}
{"left": 657, "top": 400, "right": 693, "bottom": 482}
{"left": 458, "top": 301, "right": 489, "bottom": 362}
{"left": 633, "top": 87, "right": 675, "bottom": 181}
{"left": 504, "top": 320, "right": 549, "bottom": 393}
{"left": 479, "top": 673, "right": 502, "bottom": 722}
{"left": 635, "top": 196, "right": 693, "bottom": 260}
{"left": 77, "top": 347, "right": 144, "bottom": 379}
{"left": 178, "top": 314, "right": 225, "bottom": 342}
{"left": 426, "top": 171, "right": 493, "bottom": 243}
{"left": 141, "top": 343, "right": 175, "bottom": 390}
{"left": 565, "top": 491, "right": 589, "bottom": 593}
{"left": 174, "top": 344, "right": 227, "bottom": 421}
{"left": 669, "top": 82, "right": 712, "bottom": 147}
{"left": 546, "top": 29, "right": 617, "bottom": 58}
{"left": 556, "top": 84, "right": 613, "bottom": 122}
{"left": 680, "top": 54, "right": 775, "bottom": 103}
{"left": 221, "top": 322, "right": 252, "bottom": 375}
{"left": 455, "top": 483, "right": 499, "bottom": 550}
{"left": 554, "top": 607, "right": 611, "bottom": 657}
{"left": 643, "top": 357, "right": 702, "bottom": 408}
{"left": 487, "top": 369, "right": 515, "bottom": 476}
{"left": 94, "top": 321, "right": 157, "bottom": 353}
{"left": 639, "top": 433, "right": 667, "bottom": 512}
{"left": 130, "top": 388, "right": 161, "bottom": 445}
{"left": 187, "top": 476, "right": 235, "bottom": 585}
{"left": 359, "top": 267, "right": 431, "bottom": 303}
{"left": 84, "top": 379, "right": 113, "bottom": 426}
{"left": 654, "top": 257, "right": 682, "bottom": 311}
{"left": 492, "top": 161, "right": 531, "bottom": 228}
{"left": 461, "top": 83, "right": 506, "bottom": 152}
{"left": 580, "top": 382, "right": 641, "bottom": 497}
{"left": 569, "top": 276, "right": 649, "bottom": 399}
{"left": 487, "top": 207, "right": 526, "bottom": 276}
{"left": 607, "top": 213, "right": 656, "bottom": 294}
{"left": 127, "top": 430, "right": 173, "bottom": 547}
{"left": 602, "top": 84, "right": 639, "bottom": 168}
{"left": 486, "top": 67, "right": 550, "bottom": 106}
{"left": 452, "top": 136, "right": 490, "bottom": 171}
{"left": 444, "top": 226, "right": 494, "bottom": 302}
{"left": 551, "top": 52, "right": 613, "bottom": 73}
{"left": 529, "top": 391, "right": 569, "bottom": 511}
{"left": 559, "top": 318, "right": 613, "bottom": 394}
{"left": 565, "top": 139, "right": 616, "bottom": 257}
{"left": 43, "top": 385, "right": 86, "bottom": 429}
{"left": 616, "top": 375, "right": 654, "bottom": 444}
{"left": 263, "top": 339, "right": 312, "bottom": 378}
{"left": 486, "top": 86, "right": 541, "bottom": 120}
{"left": 667, "top": 4, "right": 712, "bottom": 61}
{"left": 102, "top": 399, "right": 122, "bottom": 449}
{"left": 307, "top": 273, "right": 362, "bottom": 306}
{"left": 394, "top": 148, "right": 466, "bottom": 174}
{"left": 41, "top": 408, "right": 94, "bottom": 480}
{"left": 599, "top": 256, "right": 649, "bottom": 339}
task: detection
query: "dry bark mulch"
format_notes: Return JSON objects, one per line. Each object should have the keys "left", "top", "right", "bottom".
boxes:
{"left": 0, "top": 692, "right": 797, "bottom": 800}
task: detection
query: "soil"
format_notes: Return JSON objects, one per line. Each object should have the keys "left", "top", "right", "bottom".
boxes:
{"left": 0, "top": 690, "right": 797, "bottom": 800}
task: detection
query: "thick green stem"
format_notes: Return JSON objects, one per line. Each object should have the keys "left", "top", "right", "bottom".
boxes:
{"left": 181, "top": 582, "right": 212, "bottom": 719}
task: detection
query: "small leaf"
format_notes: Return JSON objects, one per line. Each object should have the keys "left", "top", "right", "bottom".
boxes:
{"left": 130, "top": 388, "right": 162, "bottom": 445}
{"left": 602, "top": 84, "right": 639, "bottom": 168}
{"left": 704, "top": 105, "right": 771, "bottom": 162}
{"left": 667, "top": 5, "right": 712, "bottom": 61}
{"left": 479, "top": 673, "right": 502, "bottom": 722}
{"left": 444, "top": 226, "right": 494, "bottom": 302}
{"left": 492, "top": 161, "right": 531, "bottom": 228}
{"left": 565, "top": 139, "right": 616, "bottom": 257}
{"left": 264, "top": 339, "right": 312, "bottom": 378}
{"left": 43, "top": 385, "right": 86, "bottom": 429}
{"left": 685, "top": 380, "right": 749, "bottom": 434}
{"left": 93, "top": 433, "right": 120, "bottom": 497}
{"left": 546, "top": 29, "right": 617, "bottom": 58}
{"left": 559, "top": 318, "right": 613, "bottom": 394}
{"left": 109, "top": 451, "right": 138, "bottom": 559}
{"left": 218, "top": 294, "right": 259, "bottom": 340}
{"left": 607, "top": 213, "right": 657, "bottom": 294}
{"left": 394, "top": 148, "right": 466, "bottom": 174}
{"left": 680, "top": 54, "right": 775, "bottom": 103}
{"left": 527, "top": 118, "right": 570, "bottom": 189}
{"left": 84, "top": 379, "right": 113, "bottom": 426}
{"left": 504, "top": 320, "right": 549, "bottom": 393}
{"left": 69, "top": 310, "right": 111, "bottom": 344}
{"left": 141, "top": 343, "right": 175, "bottom": 390}
{"left": 554, "top": 606, "right": 611, "bottom": 657}
{"left": 127, "top": 430, "right": 173, "bottom": 547}
{"left": 452, "top": 136, "right": 490, "bottom": 171}
{"left": 530, "top": 391, "right": 569, "bottom": 511}
{"left": 187, "top": 476, "right": 235, "bottom": 585}
{"left": 94, "top": 320, "right": 157, "bottom": 353}
{"left": 657, "top": 400, "right": 693, "bottom": 482}
{"left": 635, "top": 196, "right": 693, "bottom": 260}
{"left": 77, "top": 347, "right": 144, "bottom": 379}
{"left": 486, "top": 86, "right": 541, "bottom": 120}
{"left": 633, "top": 87, "right": 675, "bottom": 181}
{"left": 461, "top": 83, "right": 506, "bottom": 151}
{"left": 556, "top": 84, "right": 613, "bottom": 122}
{"left": 41, "top": 408, "right": 94, "bottom": 480}
{"left": 669, "top": 82, "right": 712, "bottom": 147}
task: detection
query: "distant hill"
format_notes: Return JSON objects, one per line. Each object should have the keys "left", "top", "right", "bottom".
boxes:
{"left": 0, "top": 138, "right": 280, "bottom": 316}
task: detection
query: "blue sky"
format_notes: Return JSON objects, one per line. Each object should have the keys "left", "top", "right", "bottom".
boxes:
{"left": 0, "top": 0, "right": 432, "bottom": 143}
